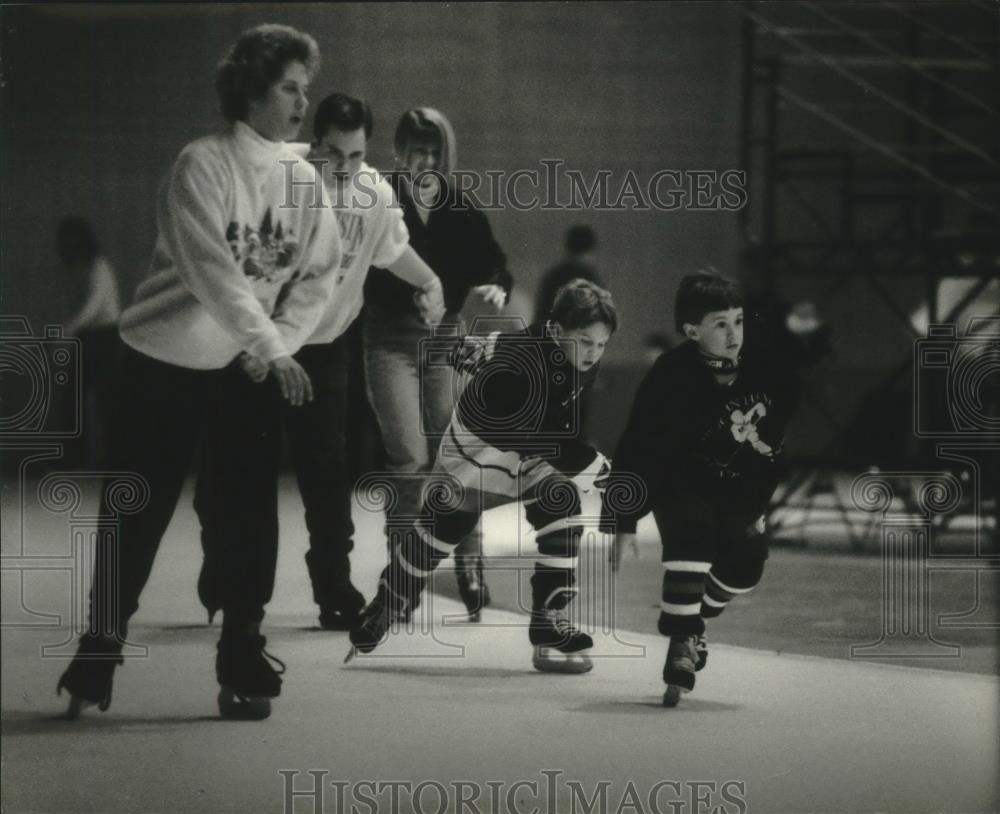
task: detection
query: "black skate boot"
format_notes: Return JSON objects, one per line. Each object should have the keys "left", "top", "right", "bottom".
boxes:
{"left": 306, "top": 550, "right": 365, "bottom": 631}
{"left": 346, "top": 580, "right": 409, "bottom": 659}
{"left": 56, "top": 633, "right": 124, "bottom": 719}
{"left": 318, "top": 582, "right": 366, "bottom": 631}
{"left": 216, "top": 630, "right": 285, "bottom": 720}
{"left": 529, "top": 606, "right": 594, "bottom": 675}
{"left": 455, "top": 553, "right": 491, "bottom": 623}
{"left": 662, "top": 634, "right": 700, "bottom": 707}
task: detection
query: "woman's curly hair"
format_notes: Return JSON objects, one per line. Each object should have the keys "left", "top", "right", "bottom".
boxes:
{"left": 215, "top": 24, "right": 320, "bottom": 122}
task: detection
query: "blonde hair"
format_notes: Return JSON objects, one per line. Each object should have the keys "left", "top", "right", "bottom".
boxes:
{"left": 393, "top": 107, "right": 458, "bottom": 174}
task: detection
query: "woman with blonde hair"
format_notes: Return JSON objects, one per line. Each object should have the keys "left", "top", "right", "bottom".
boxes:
{"left": 362, "top": 107, "right": 513, "bottom": 620}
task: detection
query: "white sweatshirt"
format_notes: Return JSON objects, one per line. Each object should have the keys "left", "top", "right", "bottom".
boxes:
{"left": 305, "top": 161, "right": 409, "bottom": 344}
{"left": 119, "top": 121, "right": 342, "bottom": 369}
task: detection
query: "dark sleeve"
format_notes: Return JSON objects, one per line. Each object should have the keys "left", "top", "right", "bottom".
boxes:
{"left": 601, "top": 356, "right": 695, "bottom": 533}
{"left": 600, "top": 364, "right": 663, "bottom": 533}
{"left": 458, "top": 202, "right": 513, "bottom": 300}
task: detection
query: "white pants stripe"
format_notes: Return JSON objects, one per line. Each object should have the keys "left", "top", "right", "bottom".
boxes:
{"left": 708, "top": 571, "right": 755, "bottom": 595}
{"left": 662, "top": 561, "right": 712, "bottom": 573}
{"left": 414, "top": 523, "right": 455, "bottom": 554}
{"left": 537, "top": 555, "right": 579, "bottom": 569}
{"left": 398, "top": 551, "right": 432, "bottom": 578}
{"left": 660, "top": 600, "right": 701, "bottom": 615}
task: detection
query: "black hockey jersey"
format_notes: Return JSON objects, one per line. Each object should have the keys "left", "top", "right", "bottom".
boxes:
{"left": 454, "top": 323, "right": 599, "bottom": 475}
{"left": 605, "top": 340, "right": 799, "bottom": 532}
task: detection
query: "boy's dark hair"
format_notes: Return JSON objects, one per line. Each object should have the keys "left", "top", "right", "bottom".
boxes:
{"left": 313, "top": 93, "right": 373, "bottom": 141}
{"left": 565, "top": 224, "right": 596, "bottom": 256}
{"left": 215, "top": 24, "right": 320, "bottom": 123}
{"left": 674, "top": 267, "right": 743, "bottom": 334}
{"left": 549, "top": 278, "right": 619, "bottom": 334}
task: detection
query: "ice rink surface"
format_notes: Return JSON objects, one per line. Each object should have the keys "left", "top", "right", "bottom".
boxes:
{"left": 3, "top": 478, "right": 997, "bottom": 813}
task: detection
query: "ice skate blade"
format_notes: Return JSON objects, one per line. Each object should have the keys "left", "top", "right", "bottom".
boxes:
{"left": 532, "top": 647, "right": 593, "bottom": 675}
{"left": 343, "top": 646, "right": 357, "bottom": 664}
{"left": 217, "top": 687, "right": 272, "bottom": 720}
{"left": 662, "top": 685, "right": 689, "bottom": 708}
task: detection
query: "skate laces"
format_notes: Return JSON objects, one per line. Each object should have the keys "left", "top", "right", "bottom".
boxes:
{"left": 459, "top": 562, "right": 481, "bottom": 589}
{"left": 360, "top": 594, "right": 402, "bottom": 636}
{"left": 260, "top": 645, "right": 286, "bottom": 676}
{"left": 669, "top": 636, "right": 698, "bottom": 669}
{"left": 240, "top": 634, "right": 286, "bottom": 675}
{"left": 544, "top": 607, "right": 579, "bottom": 637}
{"left": 378, "top": 581, "right": 409, "bottom": 617}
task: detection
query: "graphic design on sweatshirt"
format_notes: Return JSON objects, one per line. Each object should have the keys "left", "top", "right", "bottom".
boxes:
{"left": 334, "top": 211, "right": 367, "bottom": 284}
{"left": 730, "top": 401, "right": 774, "bottom": 456}
{"left": 701, "top": 391, "right": 776, "bottom": 479}
{"left": 226, "top": 208, "right": 298, "bottom": 282}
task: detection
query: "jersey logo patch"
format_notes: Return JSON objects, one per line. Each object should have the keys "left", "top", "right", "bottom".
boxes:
{"left": 730, "top": 402, "right": 774, "bottom": 456}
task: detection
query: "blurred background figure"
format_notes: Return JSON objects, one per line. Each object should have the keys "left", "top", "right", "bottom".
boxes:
{"left": 534, "top": 224, "right": 602, "bottom": 324}
{"left": 533, "top": 225, "right": 605, "bottom": 440}
{"left": 58, "top": 216, "right": 121, "bottom": 468}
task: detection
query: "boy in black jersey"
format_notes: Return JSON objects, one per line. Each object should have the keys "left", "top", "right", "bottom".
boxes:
{"left": 349, "top": 279, "right": 618, "bottom": 674}
{"left": 603, "top": 269, "right": 797, "bottom": 706}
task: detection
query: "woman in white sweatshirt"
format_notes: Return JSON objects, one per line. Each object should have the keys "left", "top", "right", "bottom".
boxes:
{"left": 57, "top": 23, "right": 342, "bottom": 722}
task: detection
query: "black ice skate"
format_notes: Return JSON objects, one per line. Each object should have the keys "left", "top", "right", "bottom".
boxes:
{"left": 529, "top": 607, "right": 594, "bottom": 675}
{"left": 306, "top": 550, "right": 365, "bottom": 631}
{"left": 455, "top": 554, "right": 491, "bottom": 623}
{"left": 216, "top": 632, "right": 285, "bottom": 720}
{"left": 56, "top": 633, "right": 124, "bottom": 719}
{"left": 318, "top": 582, "right": 366, "bottom": 631}
{"left": 662, "top": 634, "right": 700, "bottom": 707}
{"left": 345, "top": 580, "right": 409, "bottom": 661}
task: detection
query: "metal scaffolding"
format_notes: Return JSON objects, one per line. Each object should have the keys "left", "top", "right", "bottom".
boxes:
{"left": 739, "top": 1, "right": 999, "bottom": 548}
